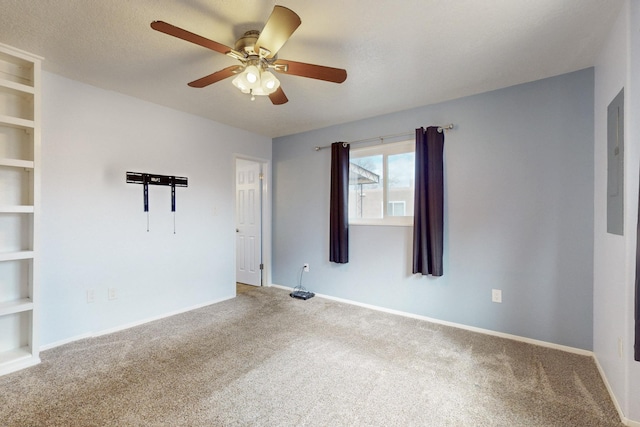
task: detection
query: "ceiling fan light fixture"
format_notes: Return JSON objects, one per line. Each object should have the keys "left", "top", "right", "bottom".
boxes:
{"left": 246, "top": 68, "right": 259, "bottom": 84}
{"left": 244, "top": 65, "right": 261, "bottom": 87}
{"left": 232, "top": 66, "right": 280, "bottom": 98}
{"left": 231, "top": 74, "right": 250, "bottom": 93}
{"left": 260, "top": 70, "right": 280, "bottom": 94}
{"left": 232, "top": 64, "right": 262, "bottom": 94}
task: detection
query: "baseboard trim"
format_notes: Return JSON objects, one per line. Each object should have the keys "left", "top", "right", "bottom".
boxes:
{"left": 41, "top": 333, "right": 93, "bottom": 351}
{"left": 40, "top": 295, "right": 235, "bottom": 351}
{"left": 39, "top": 284, "right": 639, "bottom": 426}
{"left": 593, "top": 356, "right": 640, "bottom": 427}
{"left": 271, "top": 283, "right": 640, "bottom": 425}
{"left": 0, "top": 356, "right": 41, "bottom": 377}
{"left": 271, "top": 283, "right": 590, "bottom": 356}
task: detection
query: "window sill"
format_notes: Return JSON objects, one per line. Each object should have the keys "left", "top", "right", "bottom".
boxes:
{"left": 349, "top": 218, "right": 413, "bottom": 227}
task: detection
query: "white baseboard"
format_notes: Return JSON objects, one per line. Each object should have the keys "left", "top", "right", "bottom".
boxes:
{"left": 40, "top": 284, "right": 640, "bottom": 426}
{"left": 271, "top": 283, "right": 591, "bottom": 356}
{"left": 40, "top": 333, "right": 93, "bottom": 351}
{"left": 593, "top": 356, "right": 640, "bottom": 427}
{"left": 272, "top": 282, "right": 640, "bottom": 425}
{"left": 0, "top": 356, "right": 41, "bottom": 376}
{"left": 40, "top": 295, "right": 235, "bottom": 351}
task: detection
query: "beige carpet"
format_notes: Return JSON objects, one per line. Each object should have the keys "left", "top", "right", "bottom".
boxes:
{"left": 0, "top": 284, "right": 624, "bottom": 426}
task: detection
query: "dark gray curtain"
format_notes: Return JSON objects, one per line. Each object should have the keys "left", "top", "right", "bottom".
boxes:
{"left": 330, "top": 142, "right": 350, "bottom": 263}
{"left": 635, "top": 170, "right": 640, "bottom": 361}
{"left": 412, "top": 127, "right": 445, "bottom": 276}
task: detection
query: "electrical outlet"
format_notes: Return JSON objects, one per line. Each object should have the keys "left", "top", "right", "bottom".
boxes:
{"left": 108, "top": 288, "right": 117, "bottom": 300}
{"left": 303, "top": 263, "right": 310, "bottom": 272}
{"left": 86, "top": 289, "right": 95, "bottom": 303}
{"left": 491, "top": 289, "right": 502, "bottom": 303}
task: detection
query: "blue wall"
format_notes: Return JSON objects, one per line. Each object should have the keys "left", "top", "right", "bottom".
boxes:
{"left": 272, "top": 69, "right": 594, "bottom": 350}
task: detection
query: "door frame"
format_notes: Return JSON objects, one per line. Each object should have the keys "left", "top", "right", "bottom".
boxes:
{"left": 234, "top": 154, "right": 271, "bottom": 288}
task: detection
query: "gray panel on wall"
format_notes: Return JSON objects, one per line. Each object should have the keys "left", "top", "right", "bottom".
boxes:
{"left": 607, "top": 88, "right": 624, "bottom": 235}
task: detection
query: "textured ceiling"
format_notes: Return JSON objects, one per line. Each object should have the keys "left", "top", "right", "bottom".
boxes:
{"left": 0, "top": 0, "right": 623, "bottom": 138}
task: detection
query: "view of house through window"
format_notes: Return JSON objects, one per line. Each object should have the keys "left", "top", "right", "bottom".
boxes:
{"left": 348, "top": 139, "right": 415, "bottom": 225}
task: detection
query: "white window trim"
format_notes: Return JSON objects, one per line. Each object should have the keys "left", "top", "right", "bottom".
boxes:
{"left": 350, "top": 216, "right": 413, "bottom": 227}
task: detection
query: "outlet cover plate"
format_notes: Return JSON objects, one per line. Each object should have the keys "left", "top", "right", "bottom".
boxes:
{"left": 492, "top": 289, "right": 502, "bottom": 303}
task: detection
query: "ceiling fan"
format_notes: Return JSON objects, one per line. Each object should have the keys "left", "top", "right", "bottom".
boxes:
{"left": 151, "top": 5, "right": 347, "bottom": 105}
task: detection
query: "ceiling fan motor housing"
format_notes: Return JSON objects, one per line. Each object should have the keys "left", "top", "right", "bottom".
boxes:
{"left": 235, "top": 30, "right": 260, "bottom": 56}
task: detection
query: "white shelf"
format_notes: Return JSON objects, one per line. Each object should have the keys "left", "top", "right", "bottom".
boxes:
{"left": 0, "top": 78, "right": 35, "bottom": 96}
{"left": 0, "top": 42, "right": 40, "bottom": 377}
{"left": 0, "top": 158, "right": 34, "bottom": 169}
{"left": 0, "top": 205, "right": 34, "bottom": 213}
{"left": 0, "top": 114, "right": 34, "bottom": 130}
{"left": 0, "top": 347, "right": 32, "bottom": 365}
{"left": 0, "top": 298, "right": 33, "bottom": 316}
{"left": 0, "top": 347, "right": 40, "bottom": 376}
{"left": 0, "top": 251, "right": 34, "bottom": 262}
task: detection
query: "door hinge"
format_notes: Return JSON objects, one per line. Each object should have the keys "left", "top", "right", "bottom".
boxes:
{"left": 260, "top": 263, "right": 264, "bottom": 270}
{"left": 259, "top": 173, "right": 264, "bottom": 180}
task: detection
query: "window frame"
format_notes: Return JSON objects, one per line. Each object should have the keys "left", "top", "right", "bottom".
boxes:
{"left": 349, "top": 139, "right": 415, "bottom": 227}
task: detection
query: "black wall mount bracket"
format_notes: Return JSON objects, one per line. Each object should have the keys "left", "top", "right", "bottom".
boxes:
{"left": 126, "top": 172, "right": 188, "bottom": 232}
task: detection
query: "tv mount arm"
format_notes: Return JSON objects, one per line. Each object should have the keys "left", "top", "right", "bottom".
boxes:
{"left": 126, "top": 172, "right": 188, "bottom": 233}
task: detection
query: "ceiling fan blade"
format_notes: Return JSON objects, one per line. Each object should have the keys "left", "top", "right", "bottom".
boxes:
{"left": 269, "top": 86, "right": 288, "bottom": 105}
{"left": 151, "top": 21, "right": 232, "bottom": 55}
{"left": 274, "top": 59, "right": 347, "bottom": 83}
{"left": 188, "top": 65, "right": 243, "bottom": 88}
{"left": 254, "top": 6, "right": 301, "bottom": 58}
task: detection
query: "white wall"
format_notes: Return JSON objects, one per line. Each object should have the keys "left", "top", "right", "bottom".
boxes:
{"left": 273, "top": 68, "right": 595, "bottom": 350}
{"left": 629, "top": 2, "right": 640, "bottom": 421}
{"left": 593, "top": 1, "right": 640, "bottom": 423}
{"left": 593, "top": 2, "right": 628, "bottom": 417}
{"left": 40, "top": 72, "right": 271, "bottom": 347}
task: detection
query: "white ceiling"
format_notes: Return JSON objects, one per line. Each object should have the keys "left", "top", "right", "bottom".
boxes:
{"left": 0, "top": 0, "right": 623, "bottom": 138}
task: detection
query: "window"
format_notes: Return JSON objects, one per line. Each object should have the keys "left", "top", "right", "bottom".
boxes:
{"left": 388, "top": 201, "right": 406, "bottom": 216}
{"left": 348, "top": 140, "right": 415, "bottom": 226}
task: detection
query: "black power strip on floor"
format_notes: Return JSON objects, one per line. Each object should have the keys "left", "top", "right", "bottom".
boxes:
{"left": 290, "top": 290, "right": 315, "bottom": 300}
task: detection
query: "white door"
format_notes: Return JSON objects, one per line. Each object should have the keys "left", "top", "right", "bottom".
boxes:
{"left": 236, "top": 159, "right": 262, "bottom": 286}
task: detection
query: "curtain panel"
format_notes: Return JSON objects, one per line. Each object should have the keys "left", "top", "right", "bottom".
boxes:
{"left": 330, "top": 142, "right": 350, "bottom": 263}
{"left": 412, "top": 127, "right": 445, "bottom": 276}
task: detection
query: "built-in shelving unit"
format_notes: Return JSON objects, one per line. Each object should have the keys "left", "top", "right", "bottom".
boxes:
{"left": 0, "top": 42, "right": 41, "bottom": 376}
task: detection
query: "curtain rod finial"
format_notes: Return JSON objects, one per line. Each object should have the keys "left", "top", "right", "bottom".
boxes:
{"left": 437, "top": 123, "right": 454, "bottom": 133}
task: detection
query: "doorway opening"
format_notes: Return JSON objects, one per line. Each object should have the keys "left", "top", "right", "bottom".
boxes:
{"left": 235, "top": 157, "right": 270, "bottom": 287}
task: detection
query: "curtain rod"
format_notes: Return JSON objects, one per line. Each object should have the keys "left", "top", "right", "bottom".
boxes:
{"left": 313, "top": 124, "right": 454, "bottom": 151}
